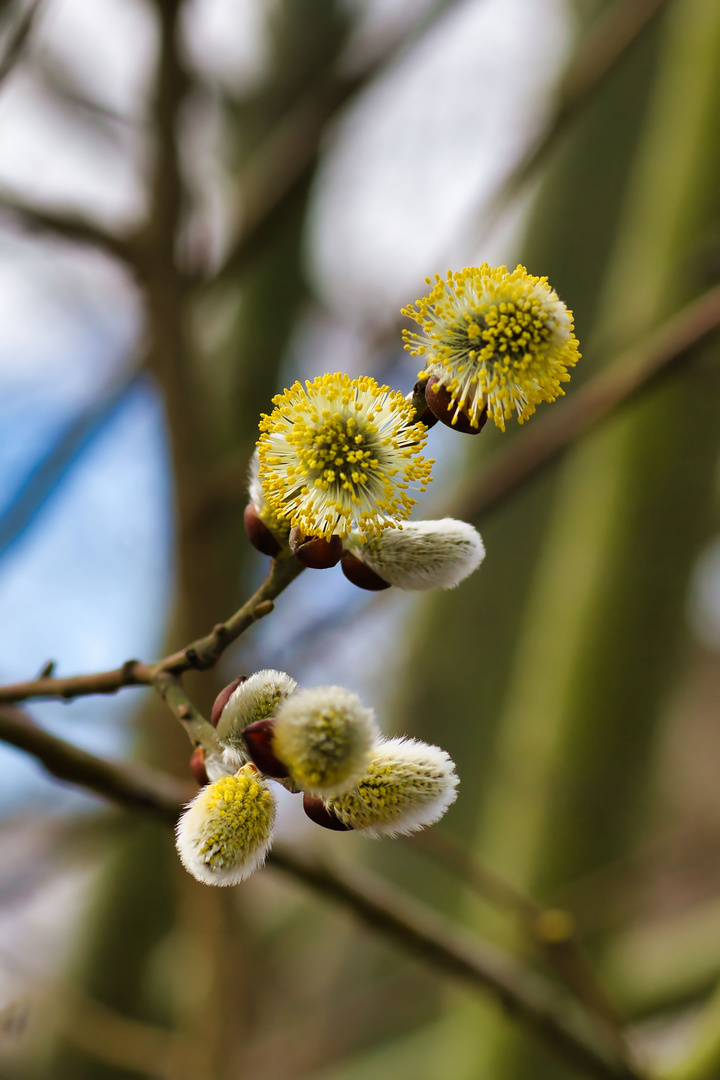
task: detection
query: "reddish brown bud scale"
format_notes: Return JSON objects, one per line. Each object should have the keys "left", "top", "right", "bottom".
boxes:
{"left": 425, "top": 376, "right": 488, "bottom": 435}
{"left": 244, "top": 503, "right": 283, "bottom": 557}
{"left": 242, "top": 718, "right": 290, "bottom": 779}
{"left": 210, "top": 677, "right": 247, "bottom": 727}
{"left": 406, "top": 379, "right": 439, "bottom": 429}
{"left": 189, "top": 747, "right": 209, "bottom": 786}
{"left": 340, "top": 551, "right": 391, "bottom": 591}
{"left": 289, "top": 528, "right": 343, "bottom": 569}
{"left": 303, "top": 793, "right": 353, "bottom": 831}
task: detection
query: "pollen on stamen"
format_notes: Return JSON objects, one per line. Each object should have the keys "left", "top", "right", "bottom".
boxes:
{"left": 401, "top": 264, "right": 580, "bottom": 431}
{"left": 257, "top": 373, "right": 433, "bottom": 539}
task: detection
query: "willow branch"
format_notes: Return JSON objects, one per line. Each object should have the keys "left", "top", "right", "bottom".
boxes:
{"left": 0, "top": 556, "right": 304, "bottom": 705}
{"left": 0, "top": 661, "right": 154, "bottom": 704}
{"left": 455, "top": 283, "right": 720, "bottom": 523}
{"left": 158, "top": 554, "right": 304, "bottom": 674}
{"left": 0, "top": 708, "right": 642, "bottom": 1080}
{"left": 151, "top": 672, "right": 222, "bottom": 755}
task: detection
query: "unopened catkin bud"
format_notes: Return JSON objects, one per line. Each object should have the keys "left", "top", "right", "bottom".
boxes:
{"left": 303, "top": 792, "right": 353, "bottom": 831}
{"left": 425, "top": 376, "right": 487, "bottom": 434}
{"left": 245, "top": 450, "right": 291, "bottom": 555}
{"left": 189, "top": 747, "right": 209, "bottom": 786}
{"left": 175, "top": 764, "right": 276, "bottom": 886}
{"left": 244, "top": 502, "right": 283, "bottom": 557}
{"left": 242, "top": 718, "right": 289, "bottom": 779}
{"left": 406, "top": 378, "right": 439, "bottom": 429}
{"left": 344, "top": 519, "right": 484, "bottom": 591}
{"left": 326, "top": 736, "right": 458, "bottom": 838}
{"left": 340, "top": 551, "right": 391, "bottom": 591}
{"left": 271, "top": 685, "right": 378, "bottom": 796}
{"left": 289, "top": 528, "right": 343, "bottom": 569}
{"left": 216, "top": 669, "right": 297, "bottom": 768}
{"left": 211, "top": 677, "right": 247, "bottom": 728}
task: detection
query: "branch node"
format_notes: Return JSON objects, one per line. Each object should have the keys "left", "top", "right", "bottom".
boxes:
{"left": 253, "top": 600, "right": 274, "bottom": 619}
{"left": 121, "top": 659, "right": 140, "bottom": 683}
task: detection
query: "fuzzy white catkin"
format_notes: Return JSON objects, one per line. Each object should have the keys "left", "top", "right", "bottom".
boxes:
{"left": 272, "top": 685, "right": 378, "bottom": 796}
{"left": 346, "top": 518, "right": 484, "bottom": 590}
{"left": 327, "top": 736, "right": 458, "bottom": 838}
{"left": 248, "top": 448, "right": 264, "bottom": 509}
{"left": 175, "top": 766, "right": 276, "bottom": 886}
{"left": 217, "top": 669, "right": 297, "bottom": 767}
{"left": 247, "top": 448, "right": 291, "bottom": 541}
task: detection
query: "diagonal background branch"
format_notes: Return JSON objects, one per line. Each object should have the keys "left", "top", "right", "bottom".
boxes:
{"left": 0, "top": 184, "right": 141, "bottom": 267}
{"left": 0, "top": 0, "right": 46, "bottom": 90}
{"left": 0, "top": 365, "right": 145, "bottom": 560}
{"left": 453, "top": 282, "right": 720, "bottom": 523}
{"left": 0, "top": 704, "right": 193, "bottom": 816}
{"left": 0, "top": 702, "right": 642, "bottom": 1080}
{"left": 468, "top": 0, "right": 672, "bottom": 245}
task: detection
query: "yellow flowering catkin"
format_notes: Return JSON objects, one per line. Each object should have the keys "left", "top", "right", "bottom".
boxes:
{"left": 175, "top": 766, "right": 276, "bottom": 886}
{"left": 257, "top": 373, "right": 433, "bottom": 539}
{"left": 402, "top": 264, "right": 580, "bottom": 431}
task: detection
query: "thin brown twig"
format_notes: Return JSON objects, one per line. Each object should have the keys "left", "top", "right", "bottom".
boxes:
{"left": 0, "top": 703, "right": 642, "bottom": 1080}
{"left": 0, "top": 556, "right": 304, "bottom": 705}
{"left": 152, "top": 671, "right": 222, "bottom": 756}
{"left": 0, "top": 184, "right": 140, "bottom": 267}
{"left": 3, "top": 283, "right": 717, "bottom": 708}
{"left": 159, "top": 555, "right": 304, "bottom": 674}
{"left": 454, "top": 282, "right": 720, "bottom": 523}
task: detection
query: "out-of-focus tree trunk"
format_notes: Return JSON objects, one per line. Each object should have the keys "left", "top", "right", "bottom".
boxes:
{"left": 44, "top": 3, "right": 348, "bottom": 1078}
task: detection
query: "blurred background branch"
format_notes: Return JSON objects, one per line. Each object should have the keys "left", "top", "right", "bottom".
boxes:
{"left": 0, "top": 701, "right": 642, "bottom": 1080}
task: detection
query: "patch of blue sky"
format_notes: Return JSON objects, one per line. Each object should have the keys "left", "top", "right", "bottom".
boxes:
{"left": 0, "top": 379, "right": 174, "bottom": 815}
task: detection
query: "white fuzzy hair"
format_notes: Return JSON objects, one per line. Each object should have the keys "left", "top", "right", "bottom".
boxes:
{"left": 328, "top": 736, "right": 458, "bottom": 838}
{"left": 347, "top": 519, "right": 484, "bottom": 590}
{"left": 175, "top": 769, "right": 276, "bottom": 886}
{"left": 272, "top": 685, "right": 378, "bottom": 797}
{"left": 217, "top": 669, "right": 297, "bottom": 767}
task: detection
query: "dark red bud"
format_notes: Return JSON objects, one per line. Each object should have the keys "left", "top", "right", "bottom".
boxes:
{"left": 340, "top": 551, "right": 391, "bottom": 591}
{"left": 210, "top": 677, "right": 247, "bottom": 728}
{"left": 289, "top": 528, "right": 343, "bottom": 569}
{"left": 242, "top": 718, "right": 289, "bottom": 779}
{"left": 425, "top": 376, "right": 487, "bottom": 435}
{"left": 244, "top": 503, "right": 283, "bottom": 557}
{"left": 303, "top": 792, "right": 353, "bottom": 831}
{"left": 189, "top": 747, "right": 209, "bottom": 786}
{"left": 406, "top": 379, "right": 438, "bottom": 429}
